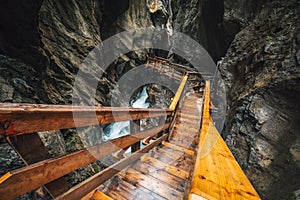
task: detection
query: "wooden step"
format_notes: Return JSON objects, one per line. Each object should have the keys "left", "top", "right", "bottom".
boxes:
{"left": 140, "top": 155, "right": 189, "bottom": 180}
{"left": 152, "top": 151, "right": 193, "bottom": 172}
{"left": 179, "top": 107, "right": 202, "bottom": 114}
{"left": 177, "top": 113, "right": 200, "bottom": 120}
{"left": 170, "top": 130, "right": 199, "bottom": 141}
{"left": 156, "top": 145, "right": 193, "bottom": 160}
{"left": 123, "top": 168, "right": 184, "bottom": 199}
{"left": 169, "top": 134, "right": 195, "bottom": 145}
{"left": 171, "top": 128, "right": 198, "bottom": 137}
{"left": 132, "top": 162, "right": 186, "bottom": 192}
{"left": 105, "top": 175, "right": 165, "bottom": 200}
{"left": 168, "top": 140, "right": 196, "bottom": 151}
{"left": 176, "top": 115, "right": 201, "bottom": 124}
{"left": 173, "top": 125, "right": 200, "bottom": 133}
{"left": 161, "top": 141, "right": 194, "bottom": 156}
{"left": 171, "top": 128, "right": 199, "bottom": 139}
{"left": 170, "top": 135, "right": 197, "bottom": 146}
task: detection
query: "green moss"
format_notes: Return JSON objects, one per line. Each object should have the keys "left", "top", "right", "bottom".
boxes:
{"left": 266, "top": 36, "right": 273, "bottom": 41}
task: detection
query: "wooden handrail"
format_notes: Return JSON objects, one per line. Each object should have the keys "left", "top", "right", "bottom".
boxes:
{"left": 0, "top": 123, "right": 170, "bottom": 199}
{"left": 169, "top": 75, "right": 189, "bottom": 111}
{"left": 0, "top": 104, "right": 172, "bottom": 136}
{"left": 189, "top": 81, "right": 261, "bottom": 200}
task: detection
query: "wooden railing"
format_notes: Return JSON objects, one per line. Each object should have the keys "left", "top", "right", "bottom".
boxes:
{"left": 0, "top": 105, "right": 171, "bottom": 136}
{"left": 146, "top": 56, "right": 197, "bottom": 74}
{"left": 189, "top": 81, "right": 261, "bottom": 200}
{"left": 0, "top": 73, "right": 191, "bottom": 199}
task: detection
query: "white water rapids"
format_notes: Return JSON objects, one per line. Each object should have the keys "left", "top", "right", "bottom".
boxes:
{"left": 103, "top": 86, "right": 149, "bottom": 141}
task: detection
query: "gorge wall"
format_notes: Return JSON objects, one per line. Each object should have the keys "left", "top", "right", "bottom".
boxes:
{"left": 220, "top": 0, "right": 300, "bottom": 199}
{"left": 0, "top": 0, "right": 299, "bottom": 199}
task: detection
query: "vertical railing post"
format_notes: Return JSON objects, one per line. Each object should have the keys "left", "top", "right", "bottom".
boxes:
{"left": 130, "top": 119, "right": 140, "bottom": 153}
{"left": 157, "top": 116, "right": 166, "bottom": 138}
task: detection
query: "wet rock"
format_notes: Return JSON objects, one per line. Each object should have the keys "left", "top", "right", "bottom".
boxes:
{"left": 0, "top": 143, "right": 25, "bottom": 176}
{"left": 289, "top": 139, "right": 300, "bottom": 167}
{"left": 38, "top": 130, "right": 66, "bottom": 156}
{"left": 249, "top": 95, "right": 273, "bottom": 124}
{"left": 0, "top": 77, "right": 14, "bottom": 102}
{"left": 220, "top": 0, "right": 300, "bottom": 198}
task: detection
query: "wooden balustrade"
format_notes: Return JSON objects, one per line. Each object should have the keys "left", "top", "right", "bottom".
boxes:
{"left": 0, "top": 66, "right": 198, "bottom": 199}
{"left": 0, "top": 123, "right": 170, "bottom": 199}
{"left": 57, "top": 134, "right": 168, "bottom": 200}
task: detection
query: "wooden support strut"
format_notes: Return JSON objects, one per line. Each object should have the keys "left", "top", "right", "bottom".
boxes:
{"left": 0, "top": 123, "right": 170, "bottom": 200}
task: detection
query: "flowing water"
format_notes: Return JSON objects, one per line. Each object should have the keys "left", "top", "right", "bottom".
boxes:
{"left": 103, "top": 86, "right": 149, "bottom": 141}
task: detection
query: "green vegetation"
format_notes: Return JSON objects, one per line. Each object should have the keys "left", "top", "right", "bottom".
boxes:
{"left": 266, "top": 35, "right": 273, "bottom": 41}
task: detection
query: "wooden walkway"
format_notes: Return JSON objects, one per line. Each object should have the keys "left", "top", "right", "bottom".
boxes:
{"left": 0, "top": 56, "right": 261, "bottom": 200}
{"left": 96, "top": 90, "right": 203, "bottom": 200}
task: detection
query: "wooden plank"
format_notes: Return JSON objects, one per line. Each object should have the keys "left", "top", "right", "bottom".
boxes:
{"left": 0, "top": 124, "right": 170, "bottom": 200}
{"left": 124, "top": 168, "right": 183, "bottom": 199}
{"left": 157, "top": 147, "right": 193, "bottom": 161}
{"left": 133, "top": 161, "right": 186, "bottom": 192}
{"left": 169, "top": 75, "right": 189, "bottom": 111}
{"left": 7, "top": 133, "right": 69, "bottom": 198}
{"left": 0, "top": 104, "right": 172, "bottom": 136}
{"left": 105, "top": 175, "right": 165, "bottom": 200}
{"left": 56, "top": 134, "right": 168, "bottom": 200}
{"left": 178, "top": 118, "right": 201, "bottom": 125}
{"left": 151, "top": 149, "right": 193, "bottom": 172}
{"left": 173, "top": 125, "right": 200, "bottom": 133}
{"left": 169, "top": 138, "right": 197, "bottom": 150}
{"left": 170, "top": 131, "right": 195, "bottom": 143}
{"left": 140, "top": 155, "right": 189, "bottom": 180}
{"left": 189, "top": 81, "right": 261, "bottom": 200}
{"left": 161, "top": 141, "right": 194, "bottom": 156}
{"left": 177, "top": 113, "right": 200, "bottom": 120}
{"left": 106, "top": 176, "right": 137, "bottom": 200}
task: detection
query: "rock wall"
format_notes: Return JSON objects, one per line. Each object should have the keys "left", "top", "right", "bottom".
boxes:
{"left": 219, "top": 0, "right": 300, "bottom": 199}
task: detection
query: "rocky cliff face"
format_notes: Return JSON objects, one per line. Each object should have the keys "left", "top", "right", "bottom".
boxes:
{"left": 220, "top": 0, "right": 300, "bottom": 199}
{"left": 0, "top": 0, "right": 299, "bottom": 199}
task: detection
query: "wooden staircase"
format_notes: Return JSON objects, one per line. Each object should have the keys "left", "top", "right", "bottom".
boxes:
{"left": 0, "top": 56, "right": 261, "bottom": 200}
{"left": 93, "top": 89, "right": 203, "bottom": 200}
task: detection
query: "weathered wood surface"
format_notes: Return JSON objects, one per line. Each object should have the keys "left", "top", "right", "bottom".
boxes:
{"left": 161, "top": 141, "right": 195, "bottom": 156}
{"left": 98, "top": 88, "right": 204, "bottom": 199}
{"left": 0, "top": 104, "right": 172, "bottom": 136}
{"left": 189, "top": 81, "right": 261, "bottom": 200}
{"left": 58, "top": 135, "right": 168, "bottom": 200}
{"left": 0, "top": 124, "right": 170, "bottom": 200}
